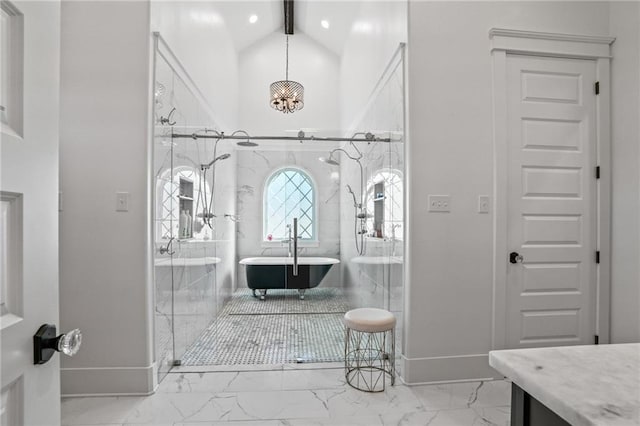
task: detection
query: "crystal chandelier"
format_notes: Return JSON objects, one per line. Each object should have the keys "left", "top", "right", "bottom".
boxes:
{"left": 270, "top": 35, "right": 304, "bottom": 114}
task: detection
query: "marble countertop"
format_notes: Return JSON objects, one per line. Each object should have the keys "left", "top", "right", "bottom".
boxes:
{"left": 489, "top": 344, "right": 640, "bottom": 426}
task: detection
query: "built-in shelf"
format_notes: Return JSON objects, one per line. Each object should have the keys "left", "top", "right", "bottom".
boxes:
{"left": 178, "top": 177, "right": 194, "bottom": 238}
{"left": 373, "top": 182, "right": 384, "bottom": 238}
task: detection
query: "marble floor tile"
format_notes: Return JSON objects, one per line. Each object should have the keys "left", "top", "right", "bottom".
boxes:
{"left": 61, "top": 396, "right": 144, "bottom": 425}
{"left": 62, "top": 372, "right": 512, "bottom": 426}
{"left": 222, "top": 370, "right": 284, "bottom": 392}
{"left": 380, "top": 406, "right": 510, "bottom": 426}
{"left": 317, "top": 385, "right": 425, "bottom": 418}
{"left": 122, "top": 392, "right": 224, "bottom": 424}
{"left": 410, "top": 380, "right": 511, "bottom": 411}
{"left": 176, "top": 422, "right": 282, "bottom": 426}
{"left": 281, "top": 368, "right": 346, "bottom": 390}
{"left": 229, "top": 390, "right": 330, "bottom": 420}
{"left": 157, "top": 372, "right": 241, "bottom": 393}
{"left": 281, "top": 415, "right": 384, "bottom": 425}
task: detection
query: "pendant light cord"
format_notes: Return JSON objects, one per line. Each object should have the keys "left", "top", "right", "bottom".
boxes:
{"left": 285, "top": 35, "right": 289, "bottom": 82}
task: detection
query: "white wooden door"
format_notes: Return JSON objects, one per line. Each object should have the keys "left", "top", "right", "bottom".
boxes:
{"left": 1, "top": 1, "right": 62, "bottom": 424}
{"left": 506, "top": 54, "right": 597, "bottom": 349}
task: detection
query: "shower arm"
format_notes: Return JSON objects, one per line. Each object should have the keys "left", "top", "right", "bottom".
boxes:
{"left": 330, "top": 146, "right": 364, "bottom": 209}
{"left": 328, "top": 145, "right": 362, "bottom": 163}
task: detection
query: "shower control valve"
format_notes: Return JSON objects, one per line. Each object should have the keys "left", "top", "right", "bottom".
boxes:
{"left": 159, "top": 237, "right": 176, "bottom": 255}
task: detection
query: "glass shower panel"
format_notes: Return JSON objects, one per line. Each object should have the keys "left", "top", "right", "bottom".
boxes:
{"left": 169, "top": 94, "right": 226, "bottom": 364}
{"left": 280, "top": 139, "right": 343, "bottom": 362}
{"left": 152, "top": 34, "right": 229, "bottom": 377}
{"left": 153, "top": 47, "right": 176, "bottom": 383}
{"left": 341, "top": 45, "right": 405, "bottom": 359}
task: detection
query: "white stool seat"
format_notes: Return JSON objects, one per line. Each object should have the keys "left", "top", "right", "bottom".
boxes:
{"left": 343, "top": 308, "right": 396, "bottom": 333}
{"left": 343, "top": 307, "right": 396, "bottom": 392}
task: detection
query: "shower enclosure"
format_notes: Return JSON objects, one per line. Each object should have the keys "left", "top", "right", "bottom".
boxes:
{"left": 151, "top": 34, "right": 405, "bottom": 380}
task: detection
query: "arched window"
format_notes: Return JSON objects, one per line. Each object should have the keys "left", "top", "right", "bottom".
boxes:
{"left": 264, "top": 167, "right": 316, "bottom": 241}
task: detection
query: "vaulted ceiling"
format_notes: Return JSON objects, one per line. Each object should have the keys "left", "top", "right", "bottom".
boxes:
{"left": 214, "top": 1, "right": 363, "bottom": 55}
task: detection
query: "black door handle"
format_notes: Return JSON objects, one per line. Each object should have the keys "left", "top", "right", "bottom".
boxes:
{"left": 509, "top": 252, "right": 524, "bottom": 264}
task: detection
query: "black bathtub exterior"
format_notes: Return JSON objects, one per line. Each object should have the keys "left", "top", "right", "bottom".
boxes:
{"left": 245, "top": 264, "right": 333, "bottom": 290}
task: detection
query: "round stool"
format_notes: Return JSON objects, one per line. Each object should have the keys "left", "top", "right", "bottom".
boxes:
{"left": 343, "top": 308, "right": 396, "bottom": 392}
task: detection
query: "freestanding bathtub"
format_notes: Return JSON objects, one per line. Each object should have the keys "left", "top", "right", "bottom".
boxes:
{"left": 239, "top": 257, "right": 340, "bottom": 300}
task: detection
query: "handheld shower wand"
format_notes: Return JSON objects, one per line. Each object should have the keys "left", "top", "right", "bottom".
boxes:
{"left": 346, "top": 184, "right": 360, "bottom": 209}
{"left": 198, "top": 139, "right": 231, "bottom": 228}
{"left": 319, "top": 136, "right": 368, "bottom": 255}
{"left": 201, "top": 153, "right": 231, "bottom": 170}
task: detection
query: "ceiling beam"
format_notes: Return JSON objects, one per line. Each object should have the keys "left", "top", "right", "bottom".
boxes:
{"left": 284, "top": 0, "right": 294, "bottom": 35}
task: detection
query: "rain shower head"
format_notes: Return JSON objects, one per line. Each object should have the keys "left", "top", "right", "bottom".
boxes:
{"left": 232, "top": 130, "right": 258, "bottom": 147}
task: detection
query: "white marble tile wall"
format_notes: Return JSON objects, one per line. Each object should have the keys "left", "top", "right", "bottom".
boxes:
{"left": 62, "top": 369, "right": 510, "bottom": 426}
{"left": 235, "top": 149, "right": 342, "bottom": 291}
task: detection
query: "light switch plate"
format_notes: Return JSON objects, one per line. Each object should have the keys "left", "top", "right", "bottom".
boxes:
{"left": 428, "top": 195, "right": 451, "bottom": 212}
{"left": 116, "top": 192, "right": 130, "bottom": 212}
{"left": 478, "top": 195, "right": 490, "bottom": 213}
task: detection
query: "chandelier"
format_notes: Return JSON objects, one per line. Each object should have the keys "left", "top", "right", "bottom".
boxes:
{"left": 270, "top": 35, "right": 304, "bottom": 114}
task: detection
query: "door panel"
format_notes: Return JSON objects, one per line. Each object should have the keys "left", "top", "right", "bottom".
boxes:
{"left": 506, "top": 55, "right": 597, "bottom": 349}
{"left": 0, "top": 1, "right": 61, "bottom": 424}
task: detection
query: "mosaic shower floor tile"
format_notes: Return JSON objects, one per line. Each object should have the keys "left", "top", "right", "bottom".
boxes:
{"left": 180, "top": 288, "right": 350, "bottom": 366}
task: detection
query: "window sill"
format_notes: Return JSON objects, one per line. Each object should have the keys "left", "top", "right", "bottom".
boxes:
{"left": 261, "top": 241, "right": 320, "bottom": 249}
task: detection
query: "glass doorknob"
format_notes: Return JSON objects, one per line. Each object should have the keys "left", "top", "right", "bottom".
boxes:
{"left": 58, "top": 328, "right": 82, "bottom": 356}
{"left": 33, "top": 324, "right": 82, "bottom": 364}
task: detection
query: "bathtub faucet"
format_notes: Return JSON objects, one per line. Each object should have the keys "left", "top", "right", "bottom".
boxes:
{"left": 293, "top": 218, "right": 299, "bottom": 276}
{"left": 282, "top": 224, "right": 293, "bottom": 257}
{"left": 282, "top": 222, "right": 301, "bottom": 274}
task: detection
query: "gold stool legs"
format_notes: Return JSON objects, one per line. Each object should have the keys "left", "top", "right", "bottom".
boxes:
{"left": 344, "top": 326, "right": 395, "bottom": 392}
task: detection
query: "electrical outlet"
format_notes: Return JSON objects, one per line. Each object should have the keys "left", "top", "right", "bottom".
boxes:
{"left": 478, "top": 195, "right": 490, "bottom": 214}
{"left": 116, "top": 192, "right": 130, "bottom": 212}
{"left": 428, "top": 195, "right": 451, "bottom": 212}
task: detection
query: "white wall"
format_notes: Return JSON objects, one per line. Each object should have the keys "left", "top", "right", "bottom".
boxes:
{"left": 239, "top": 32, "right": 340, "bottom": 135}
{"left": 150, "top": 1, "right": 239, "bottom": 130}
{"left": 404, "top": 1, "right": 614, "bottom": 383}
{"left": 609, "top": 1, "right": 640, "bottom": 343}
{"left": 340, "top": 1, "right": 407, "bottom": 131}
{"left": 59, "top": 0, "right": 154, "bottom": 395}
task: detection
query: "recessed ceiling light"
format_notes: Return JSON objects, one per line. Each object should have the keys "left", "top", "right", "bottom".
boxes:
{"left": 321, "top": 20, "right": 330, "bottom": 29}
{"left": 249, "top": 14, "right": 258, "bottom": 24}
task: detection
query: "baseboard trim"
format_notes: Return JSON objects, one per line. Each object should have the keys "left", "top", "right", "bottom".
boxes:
{"left": 61, "top": 364, "right": 155, "bottom": 396}
{"left": 401, "top": 353, "right": 502, "bottom": 384}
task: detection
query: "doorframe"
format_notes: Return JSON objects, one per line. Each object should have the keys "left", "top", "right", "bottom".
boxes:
{"left": 489, "top": 28, "right": 615, "bottom": 350}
